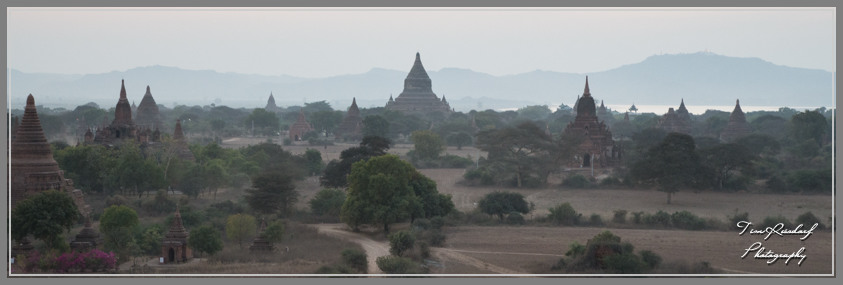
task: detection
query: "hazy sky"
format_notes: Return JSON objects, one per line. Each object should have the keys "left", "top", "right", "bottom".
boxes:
{"left": 7, "top": 7, "right": 836, "bottom": 78}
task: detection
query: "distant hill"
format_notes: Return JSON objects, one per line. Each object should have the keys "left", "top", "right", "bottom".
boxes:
{"left": 8, "top": 52, "right": 833, "bottom": 112}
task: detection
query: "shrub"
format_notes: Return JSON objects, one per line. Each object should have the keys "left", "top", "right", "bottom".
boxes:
{"left": 309, "top": 188, "right": 347, "bottom": 217}
{"left": 639, "top": 250, "right": 662, "bottom": 269}
{"left": 440, "top": 154, "right": 473, "bottom": 168}
{"left": 612, "top": 210, "right": 627, "bottom": 224}
{"left": 765, "top": 175, "right": 789, "bottom": 193}
{"left": 141, "top": 190, "right": 177, "bottom": 215}
{"left": 412, "top": 218, "right": 432, "bottom": 231}
{"left": 506, "top": 212, "right": 525, "bottom": 225}
{"left": 603, "top": 253, "right": 645, "bottom": 274}
{"left": 417, "top": 241, "right": 431, "bottom": 259}
{"left": 314, "top": 265, "right": 353, "bottom": 274}
{"left": 670, "top": 211, "right": 707, "bottom": 230}
{"left": 761, "top": 215, "right": 791, "bottom": 229}
{"left": 283, "top": 138, "right": 292, "bottom": 146}
{"left": 600, "top": 176, "right": 623, "bottom": 186}
{"left": 105, "top": 195, "right": 129, "bottom": 207}
{"left": 589, "top": 214, "right": 604, "bottom": 226}
{"left": 430, "top": 216, "right": 445, "bottom": 230}
{"left": 376, "top": 256, "right": 428, "bottom": 274}
{"left": 341, "top": 248, "right": 368, "bottom": 273}
{"left": 463, "top": 167, "right": 495, "bottom": 186}
{"left": 548, "top": 202, "right": 579, "bottom": 225}
{"left": 795, "top": 211, "right": 825, "bottom": 230}
{"left": 427, "top": 230, "right": 447, "bottom": 247}
{"left": 388, "top": 231, "right": 416, "bottom": 257}
{"left": 728, "top": 211, "right": 749, "bottom": 230}
{"left": 644, "top": 211, "right": 670, "bottom": 227}
{"left": 631, "top": 211, "right": 645, "bottom": 224}
{"left": 565, "top": 242, "right": 586, "bottom": 258}
{"left": 562, "top": 174, "right": 592, "bottom": 188}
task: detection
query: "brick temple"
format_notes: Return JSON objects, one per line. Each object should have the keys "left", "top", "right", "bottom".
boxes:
{"left": 135, "top": 85, "right": 162, "bottom": 129}
{"left": 161, "top": 207, "right": 192, "bottom": 264}
{"left": 289, "top": 110, "right": 313, "bottom": 141}
{"left": 561, "top": 77, "right": 620, "bottom": 168}
{"left": 89, "top": 80, "right": 161, "bottom": 146}
{"left": 335, "top": 97, "right": 363, "bottom": 140}
{"left": 720, "top": 99, "right": 752, "bottom": 142}
{"left": 385, "top": 52, "right": 452, "bottom": 115}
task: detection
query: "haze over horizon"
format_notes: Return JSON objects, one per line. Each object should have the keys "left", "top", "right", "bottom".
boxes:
{"left": 8, "top": 7, "right": 835, "bottom": 78}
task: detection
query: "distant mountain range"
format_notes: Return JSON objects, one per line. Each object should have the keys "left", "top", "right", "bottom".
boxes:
{"left": 8, "top": 52, "right": 833, "bottom": 112}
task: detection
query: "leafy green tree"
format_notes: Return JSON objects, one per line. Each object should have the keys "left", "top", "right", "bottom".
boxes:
{"left": 245, "top": 171, "right": 298, "bottom": 217}
{"left": 376, "top": 256, "right": 428, "bottom": 274}
{"left": 341, "top": 248, "right": 368, "bottom": 273}
{"left": 135, "top": 224, "right": 164, "bottom": 255}
{"left": 477, "top": 192, "right": 530, "bottom": 221}
{"left": 245, "top": 108, "right": 280, "bottom": 136}
{"left": 548, "top": 202, "right": 579, "bottom": 225}
{"left": 178, "top": 162, "right": 207, "bottom": 198}
{"left": 263, "top": 220, "right": 285, "bottom": 245}
{"left": 790, "top": 110, "right": 828, "bottom": 146}
{"left": 11, "top": 190, "right": 79, "bottom": 251}
{"left": 410, "top": 130, "right": 445, "bottom": 161}
{"left": 699, "top": 143, "right": 755, "bottom": 190}
{"left": 303, "top": 100, "right": 334, "bottom": 113}
{"left": 309, "top": 110, "right": 343, "bottom": 136}
{"left": 408, "top": 174, "right": 454, "bottom": 222}
{"left": 225, "top": 214, "right": 256, "bottom": 249}
{"left": 517, "top": 105, "right": 552, "bottom": 121}
{"left": 475, "top": 122, "right": 555, "bottom": 187}
{"left": 341, "top": 155, "right": 422, "bottom": 233}
{"left": 303, "top": 149, "right": 325, "bottom": 176}
{"left": 631, "top": 133, "right": 702, "bottom": 204}
{"left": 388, "top": 231, "right": 415, "bottom": 257}
{"left": 362, "top": 115, "right": 389, "bottom": 138}
{"left": 445, "top": 132, "right": 473, "bottom": 150}
{"left": 309, "top": 188, "right": 347, "bottom": 217}
{"left": 54, "top": 144, "right": 114, "bottom": 194}
{"left": 100, "top": 205, "right": 139, "bottom": 259}
{"left": 189, "top": 225, "right": 223, "bottom": 257}
{"left": 204, "top": 158, "right": 228, "bottom": 199}
{"left": 320, "top": 136, "right": 390, "bottom": 188}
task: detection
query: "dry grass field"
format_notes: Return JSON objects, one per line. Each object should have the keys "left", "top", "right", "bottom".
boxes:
{"left": 218, "top": 137, "right": 834, "bottom": 275}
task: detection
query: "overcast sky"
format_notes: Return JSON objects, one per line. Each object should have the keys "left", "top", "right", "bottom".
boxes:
{"left": 7, "top": 7, "right": 835, "bottom": 78}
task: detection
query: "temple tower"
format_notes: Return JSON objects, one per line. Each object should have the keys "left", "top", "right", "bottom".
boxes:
{"left": 289, "top": 110, "right": 313, "bottom": 141}
{"left": 385, "top": 53, "right": 451, "bottom": 115}
{"left": 335, "top": 97, "right": 363, "bottom": 140}
{"left": 10, "top": 95, "right": 68, "bottom": 207}
{"left": 720, "top": 99, "right": 752, "bottom": 142}
{"left": 161, "top": 207, "right": 192, "bottom": 264}
{"left": 265, "top": 92, "right": 280, "bottom": 113}
{"left": 135, "top": 85, "right": 162, "bottom": 129}
{"left": 561, "top": 77, "right": 618, "bottom": 168}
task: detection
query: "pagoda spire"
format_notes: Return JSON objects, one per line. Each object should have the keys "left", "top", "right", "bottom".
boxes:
{"left": 120, "top": 79, "right": 127, "bottom": 99}
{"left": 583, "top": 76, "right": 591, "bottom": 97}
{"left": 174, "top": 119, "right": 185, "bottom": 140}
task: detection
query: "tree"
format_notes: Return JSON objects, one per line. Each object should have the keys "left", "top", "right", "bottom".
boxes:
{"left": 100, "top": 205, "right": 139, "bottom": 259}
{"left": 302, "top": 149, "right": 325, "bottom": 176}
{"left": 475, "top": 122, "right": 555, "bottom": 187}
{"left": 341, "top": 155, "right": 423, "bottom": 233}
{"left": 303, "top": 100, "right": 334, "bottom": 113}
{"left": 408, "top": 173, "right": 455, "bottom": 222}
{"left": 189, "top": 225, "right": 223, "bottom": 257}
{"left": 410, "top": 130, "right": 445, "bottom": 161}
{"left": 245, "top": 171, "right": 298, "bottom": 217}
{"left": 309, "top": 188, "right": 347, "bottom": 217}
{"left": 320, "top": 136, "right": 391, "bottom": 188}
{"left": 388, "top": 231, "right": 415, "bottom": 257}
{"left": 477, "top": 192, "right": 530, "bottom": 221}
{"left": 445, "top": 132, "right": 473, "bottom": 150}
{"left": 790, "top": 110, "right": 828, "bottom": 146}
{"left": 310, "top": 110, "right": 343, "bottom": 136}
{"left": 245, "top": 108, "right": 280, "bottom": 136}
{"left": 203, "top": 158, "right": 228, "bottom": 199}
{"left": 341, "top": 248, "right": 368, "bottom": 273}
{"left": 54, "top": 144, "right": 113, "bottom": 194}
{"left": 11, "top": 190, "right": 79, "bottom": 250}
{"left": 516, "top": 105, "right": 552, "bottom": 121}
{"left": 225, "top": 214, "right": 256, "bottom": 249}
{"left": 362, "top": 115, "right": 389, "bottom": 138}
{"left": 699, "top": 143, "right": 755, "bottom": 190}
{"left": 630, "top": 133, "right": 701, "bottom": 204}
{"left": 262, "top": 220, "right": 285, "bottom": 245}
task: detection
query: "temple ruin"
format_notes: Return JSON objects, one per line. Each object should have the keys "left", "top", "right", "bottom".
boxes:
{"left": 720, "top": 99, "right": 752, "bottom": 142}
{"left": 335, "top": 97, "right": 363, "bottom": 140}
{"left": 385, "top": 52, "right": 452, "bottom": 115}
{"left": 561, "top": 77, "right": 620, "bottom": 168}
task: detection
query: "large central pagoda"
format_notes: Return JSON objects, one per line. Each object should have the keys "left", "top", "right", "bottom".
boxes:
{"left": 385, "top": 52, "right": 451, "bottom": 115}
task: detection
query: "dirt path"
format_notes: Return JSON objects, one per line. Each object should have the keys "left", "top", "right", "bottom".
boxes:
{"left": 311, "top": 223, "right": 543, "bottom": 274}
{"left": 311, "top": 224, "right": 390, "bottom": 274}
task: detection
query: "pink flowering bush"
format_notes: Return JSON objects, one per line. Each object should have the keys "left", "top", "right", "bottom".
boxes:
{"left": 22, "top": 249, "right": 117, "bottom": 273}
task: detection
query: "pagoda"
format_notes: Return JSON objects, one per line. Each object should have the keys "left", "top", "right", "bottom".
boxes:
{"left": 135, "top": 85, "right": 162, "bottom": 129}
{"left": 91, "top": 80, "right": 160, "bottom": 146}
{"left": 720, "top": 99, "right": 752, "bottom": 142}
{"left": 172, "top": 120, "right": 196, "bottom": 161}
{"left": 265, "top": 92, "right": 281, "bottom": 113}
{"left": 561, "top": 77, "right": 619, "bottom": 168}
{"left": 335, "top": 97, "right": 363, "bottom": 140}
{"left": 385, "top": 53, "right": 451, "bottom": 115}
{"left": 656, "top": 107, "right": 691, "bottom": 134}
{"left": 249, "top": 219, "right": 275, "bottom": 252}
{"left": 161, "top": 207, "right": 191, "bottom": 264}
{"left": 289, "top": 110, "right": 313, "bottom": 141}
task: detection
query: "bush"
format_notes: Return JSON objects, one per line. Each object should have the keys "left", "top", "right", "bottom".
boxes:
{"left": 309, "top": 188, "right": 347, "bottom": 217}
{"left": 588, "top": 214, "right": 604, "bottom": 226}
{"left": 600, "top": 177, "right": 623, "bottom": 186}
{"left": 639, "top": 250, "right": 662, "bottom": 269}
{"left": 565, "top": 242, "right": 586, "bottom": 258}
{"left": 562, "top": 174, "right": 592, "bottom": 188}
{"left": 388, "top": 231, "right": 416, "bottom": 257}
{"left": 141, "top": 190, "right": 177, "bottom": 215}
{"left": 376, "top": 256, "right": 428, "bottom": 274}
{"left": 283, "top": 138, "right": 292, "bottom": 146}
{"left": 765, "top": 174, "right": 789, "bottom": 193}
{"left": 430, "top": 216, "right": 445, "bottom": 230}
{"left": 612, "top": 210, "right": 628, "bottom": 224}
{"left": 412, "top": 219, "right": 432, "bottom": 231}
{"left": 506, "top": 212, "right": 525, "bottom": 225}
{"left": 427, "top": 230, "right": 447, "bottom": 247}
{"left": 463, "top": 167, "right": 495, "bottom": 186}
{"left": 631, "top": 211, "right": 645, "bottom": 224}
{"left": 340, "top": 248, "right": 368, "bottom": 273}
{"left": 643, "top": 211, "right": 670, "bottom": 227}
{"left": 417, "top": 241, "right": 431, "bottom": 259}
{"left": 548, "top": 202, "right": 579, "bottom": 225}
{"left": 314, "top": 264, "right": 353, "bottom": 274}
{"left": 670, "top": 211, "right": 707, "bottom": 230}
{"left": 440, "top": 154, "right": 474, "bottom": 168}
{"left": 603, "top": 253, "right": 645, "bottom": 274}
{"left": 795, "top": 211, "right": 825, "bottom": 230}
{"left": 761, "top": 215, "right": 791, "bottom": 229}
{"left": 728, "top": 211, "right": 749, "bottom": 230}
{"left": 105, "top": 195, "right": 129, "bottom": 207}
